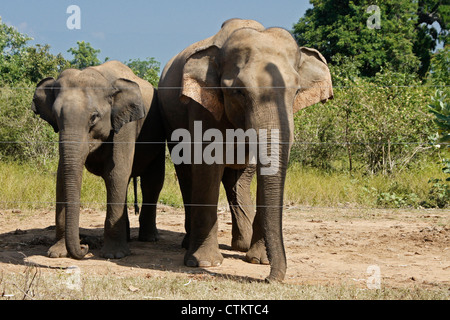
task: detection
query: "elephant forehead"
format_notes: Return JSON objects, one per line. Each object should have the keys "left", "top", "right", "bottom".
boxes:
{"left": 53, "top": 88, "right": 87, "bottom": 111}
{"left": 58, "top": 69, "right": 110, "bottom": 91}
{"left": 223, "top": 29, "right": 296, "bottom": 62}
{"left": 222, "top": 41, "right": 297, "bottom": 82}
{"left": 54, "top": 84, "right": 105, "bottom": 116}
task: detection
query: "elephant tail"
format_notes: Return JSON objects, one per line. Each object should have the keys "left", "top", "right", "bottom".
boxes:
{"left": 133, "top": 176, "right": 140, "bottom": 215}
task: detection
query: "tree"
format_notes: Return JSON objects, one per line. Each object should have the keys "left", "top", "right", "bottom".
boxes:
{"left": 293, "top": 0, "right": 421, "bottom": 77}
{"left": 414, "top": 0, "right": 449, "bottom": 77}
{"left": 0, "top": 18, "right": 69, "bottom": 84}
{"left": 126, "top": 57, "right": 160, "bottom": 87}
{"left": 22, "top": 44, "right": 70, "bottom": 83}
{"left": 417, "top": 0, "right": 449, "bottom": 45}
{"left": 0, "top": 18, "right": 68, "bottom": 163}
{"left": 67, "top": 40, "right": 104, "bottom": 69}
{"left": 0, "top": 17, "right": 31, "bottom": 55}
{"left": 428, "top": 45, "right": 450, "bottom": 86}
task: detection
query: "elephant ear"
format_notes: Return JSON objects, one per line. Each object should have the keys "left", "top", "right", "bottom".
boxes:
{"left": 293, "top": 47, "right": 334, "bottom": 113}
{"left": 180, "top": 45, "right": 224, "bottom": 121}
{"left": 31, "top": 77, "right": 59, "bottom": 133}
{"left": 111, "top": 78, "right": 146, "bottom": 133}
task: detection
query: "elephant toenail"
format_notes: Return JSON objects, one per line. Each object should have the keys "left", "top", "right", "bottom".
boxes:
{"left": 186, "top": 259, "right": 198, "bottom": 267}
{"left": 198, "top": 260, "right": 212, "bottom": 267}
{"left": 249, "top": 257, "right": 260, "bottom": 264}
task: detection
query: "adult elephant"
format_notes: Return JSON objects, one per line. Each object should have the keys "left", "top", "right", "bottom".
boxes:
{"left": 158, "top": 19, "right": 333, "bottom": 282}
{"left": 32, "top": 60, "right": 165, "bottom": 260}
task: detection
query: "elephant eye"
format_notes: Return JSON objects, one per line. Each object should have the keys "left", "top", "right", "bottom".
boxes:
{"left": 89, "top": 112, "right": 100, "bottom": 127}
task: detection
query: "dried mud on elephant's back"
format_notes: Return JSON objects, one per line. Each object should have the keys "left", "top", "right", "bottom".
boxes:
{"left": 0, "top": 206, "right": 449, "bottom": 290}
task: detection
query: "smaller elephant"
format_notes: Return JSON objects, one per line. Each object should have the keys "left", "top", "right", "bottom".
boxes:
{"left": 31, "top": 60, "right": 165, "bottom": 259}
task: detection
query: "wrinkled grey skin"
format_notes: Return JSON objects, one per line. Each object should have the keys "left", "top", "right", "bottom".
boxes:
{"left": 32, "top": 60, "right": 165, "bottom": 260}
{"left": 158, "top": 19, "right": 333, "bottom": 281}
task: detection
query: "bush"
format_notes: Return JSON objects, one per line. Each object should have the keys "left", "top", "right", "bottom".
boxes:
{"left": 420, "top": 178, "right": 450, "bottom": 208}
{"left": 0, "top": 83, "right": 58, "bottom": 165}
{"left": 291, "top": 66, "right": 436, "bottom": 174}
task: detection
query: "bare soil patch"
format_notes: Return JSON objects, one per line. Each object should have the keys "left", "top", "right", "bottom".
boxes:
{"left": 0, "top": 206, "right": 449, "bottom": 291}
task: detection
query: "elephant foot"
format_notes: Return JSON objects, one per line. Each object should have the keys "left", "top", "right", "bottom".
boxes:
{"left": 48, "top": 239, "right": 68, "bottom": 258}
{"left": 100, "top": 240, "right": 131, "bottom": 259}
{"left": 231, "top": 237, "right": 251, "bottom": 252}
{"left": 184, "top": 246, "right": 223, "bottom": 268}
{"left": 245, "top": 241, "right": 269, "bottom": 265}
{"left": 138, "top": 228, "right": 160, "bottom": 242}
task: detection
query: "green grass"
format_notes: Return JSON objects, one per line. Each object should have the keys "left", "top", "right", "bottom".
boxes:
{"left": 283, "top": 161, "right": 448, "bottom": 208}
{"left": 0, "top": 157, "right": 448, "bottom": 211}
{"left": 0, "top": 160, "right": 56, "bottom": 209}
{"left": 0, "top": 159, "right": 183, "bottom": 210}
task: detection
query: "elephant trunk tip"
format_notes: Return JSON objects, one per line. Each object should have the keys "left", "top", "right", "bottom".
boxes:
{"left": 67, "top": 243, "right": 89, "bottom": 260}
{"left": 265, "top": 267, "right": 286, "bottom": 283}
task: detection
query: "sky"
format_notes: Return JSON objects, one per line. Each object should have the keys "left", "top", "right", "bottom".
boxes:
{"left": 0, "top": 0, "right": 312, "bottom": 69}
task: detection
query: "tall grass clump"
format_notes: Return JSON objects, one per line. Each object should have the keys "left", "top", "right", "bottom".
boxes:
{"left": 283, "top": 159, "right": 448, "bottom": 208}
{"left": 0, "top": 160, "right": 106, "bottom": 210}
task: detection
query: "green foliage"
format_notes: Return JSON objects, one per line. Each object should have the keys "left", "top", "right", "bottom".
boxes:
{"left": 373, "top": 181, "right": 420, "bottom": 208}
{"left": 428, "top": 89, "right": 450, "bottom": 145}
{"left": 0, "top": 19, "right": 62, "bottom": 164}
{"left": 420, "top": 177, "right": 450, "bottom": 208}
{"left": 126, "top": 57, "right": 160, "bottom": 87}
{"left": 67, "top": 40, "right": 104, "bottom": 69}
{"left": 0, "top": 18, "right": 70, "bottom": 84}
{"left": 292, "top": 65, "right": 436, "bottom": 174}
{"left": 417, "top": 0, "right": 449, "bottom": 44}
{"left": 293, "top": 0, "right": 421, "bottom": 77}
{"left": 0, "top": 82, "right": 58, "bottom": 165}
{"left": 428, "top": 46, "right": 450, "bottom": 86}
{"left": 293, "top": 0, "right": 448, "bottom": 78}
{"left": 0, "top": 17, "right": 31, "bottom": 56}
{"left": 414, "top": 0, "right": 449, "bottom": 77}
{"left": 427, "top": 86, "right": 449, "bottom": 188}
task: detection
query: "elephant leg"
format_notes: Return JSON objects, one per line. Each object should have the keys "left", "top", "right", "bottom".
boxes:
{"left": 101, "top": 170, "right": 132, "bottom": 259}
{"left": 184, "top": 163, "right": 224, "bottom": 268}
{"left": 138, "top": 152, "right": 165, "bottom": 242}
{"left": 48, "top": 160, "right": 68, "bottom": 258}
{"left": 167, "top": 138, "right": 192, "bottom": 248}
{"left": 172, "top": 162, "right": 192, "bottom": 249}
{"left": 245, "top": 208, "right": 269, "bottom": 265}
{"left": 222, "top": 165, "right": 256, "bottom": 252}
{"left": 124, "top": 191, "right": 130, "bottom": 241}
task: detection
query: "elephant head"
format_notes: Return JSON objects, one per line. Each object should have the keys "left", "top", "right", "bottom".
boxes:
{"left": 180, "top": 20, "right": 333, "bottom": 122}
{"left": 178, "top": 19, "right": 333, "bottom": 281}
{"left": 31, "top": 64, "right": 146, "bottom": 259}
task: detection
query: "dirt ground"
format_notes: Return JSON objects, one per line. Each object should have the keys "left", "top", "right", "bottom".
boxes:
{"left": 0, "top": 205, "right": 449, "bottom": 290}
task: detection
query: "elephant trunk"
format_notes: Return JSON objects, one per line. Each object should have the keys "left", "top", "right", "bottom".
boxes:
{"left": 60, "top": 132, "right": 89, "bottom": 259}
{"left": 253, "top": 116, "right": 291, "bottom": 282}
